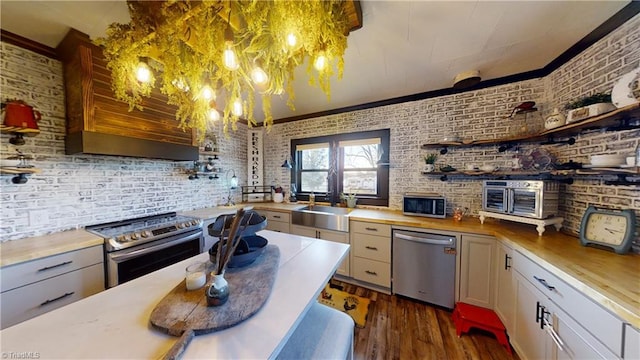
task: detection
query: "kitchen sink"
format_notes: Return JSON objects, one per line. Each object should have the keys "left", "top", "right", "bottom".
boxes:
{"left": 291, "top": 205, "right": 352, "bottom": 232}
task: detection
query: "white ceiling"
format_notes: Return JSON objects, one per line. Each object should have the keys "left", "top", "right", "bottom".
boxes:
{"left": 0, "top": 1, "right": 631, "bottom": 122}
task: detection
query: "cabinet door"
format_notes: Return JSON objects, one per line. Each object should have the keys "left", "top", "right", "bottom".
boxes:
{"left": 290, "top": 225, "right": 350, "bottom": 276}
{"left": 290, "top": 225, "right": 318, "bottom": 239}
{"left": 318, "top": 229, "right": 350, "bottom": 276}
{"left": 267, "top": 221, "right": 290, "bottom": 233}
{"left": 512, "top": 271, "right": 550, "bottom": 360}
{"left": 459, "top": 235, "right": 496, "bottom": 308}
{"left": 495, "top": 241, "right": 515, "bottom": 333}
{"left": 550, "top": 302, "right": 618, "bottom": 360}
{"left": 624, "top": 324, "right": 640, "bottom": 360}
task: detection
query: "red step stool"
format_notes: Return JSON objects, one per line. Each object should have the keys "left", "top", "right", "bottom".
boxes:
{"left": 452, "top": 302, "right": 512, "bottom": 355}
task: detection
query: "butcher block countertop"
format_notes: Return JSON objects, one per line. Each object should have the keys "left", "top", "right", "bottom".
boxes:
{"left": 246, "top": 203, "right": 640, "bottom": 329}
{"left": 1, "top": 203, "right": 637, "bottom": 329}
{"left": 0, "top": 229, "right": 103, "bottom": 268}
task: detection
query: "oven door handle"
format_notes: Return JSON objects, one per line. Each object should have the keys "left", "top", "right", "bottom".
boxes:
{"left": 506, "top": 188, "right": 514, "bottom": 213}
{"left": 109, "top": 231, "right": 202, "bottom": 263}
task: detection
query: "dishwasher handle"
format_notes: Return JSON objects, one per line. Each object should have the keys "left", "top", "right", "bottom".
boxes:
{"left": 394, "top": 232, "right": 455, "bottom": 246}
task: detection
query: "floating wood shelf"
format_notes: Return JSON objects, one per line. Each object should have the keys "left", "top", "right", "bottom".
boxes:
{"left": 0, "top": 125, "right": 40, "bottom": 136}
{"left": 421, "top": 103, "right": 640, "bottom": 151}
{"left": 0, "top": 167, "right": 41, "bottom": 175}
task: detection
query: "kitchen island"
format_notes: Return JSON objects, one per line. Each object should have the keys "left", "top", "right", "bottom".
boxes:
{"left": 0, "top": 230, "right": 349, "bottom": 359}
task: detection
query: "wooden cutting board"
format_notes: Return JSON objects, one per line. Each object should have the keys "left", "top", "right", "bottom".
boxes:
{"left": 150, "top": 244, "right": 280, "bottom": 360}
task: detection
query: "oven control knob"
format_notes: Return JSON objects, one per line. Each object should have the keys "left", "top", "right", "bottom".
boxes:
{"left": 131, "top": 232, "right": 140, "bottom": 240}
{"left": 141, "top": 230, "right": 151, "bottom": 238}
{"left": 190, "top": 220, "right": 199, "bottom": 226}
{"left": 116, "top": 235, "right": 126, "bottom": 243}
{"left": 177, "top": 222, "right": 185, "bottom": 229}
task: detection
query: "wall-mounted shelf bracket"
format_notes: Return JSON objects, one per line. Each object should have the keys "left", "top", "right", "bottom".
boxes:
{"left": 498, "top": 142, "right": 517, "bottom": 152}
{"left": 604, "top": 174, "right": 639, "bottom": 186}
{"left": 605, "top": 116, "right": 640, "bottom": 132}
{"left": 540, "top": 135, "right": 576, "bottom": 146}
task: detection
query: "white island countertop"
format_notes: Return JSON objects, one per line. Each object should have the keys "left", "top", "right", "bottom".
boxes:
{"left": 0, "top": 230, "right": 349, "bottom": 359}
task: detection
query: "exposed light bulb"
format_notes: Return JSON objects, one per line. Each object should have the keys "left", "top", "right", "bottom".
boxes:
{"left": 171, "top": 78, "right": 190, "bottom": 92}
{"left": 223, "top": 43, "right": 239, "bottom": 71}
{"left": 251, "top": 66, "right": 269, "bottom": 85}
{"left": 208, "top": 108, "right": 220, "bottom": 122}
{"left": 232, "top": 99, "right": 243, "bottom": 117}
{"left": 314, "top": 54, "right": 327, "bottom": 71}
{"left": 286, "top": 33, "right": 297, "bottom": 48}
{"left": 200, "top": 85, "right": 215, "bottom": 101}
{"left": 135, "top": 62, "right": 151, "bottom": 83}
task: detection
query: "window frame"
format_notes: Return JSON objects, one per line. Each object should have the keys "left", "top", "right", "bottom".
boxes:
{"left": 291, "top": 129, "right": 390, "bottom": 206}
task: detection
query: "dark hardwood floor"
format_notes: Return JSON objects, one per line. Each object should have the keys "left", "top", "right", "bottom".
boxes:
{"left": 331, "top": 280, "right": 518, "bottom": 360}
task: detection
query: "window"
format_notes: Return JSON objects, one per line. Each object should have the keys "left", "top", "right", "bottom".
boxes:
{"left": 291, "top": 129, "right": 390, "bottom": 206}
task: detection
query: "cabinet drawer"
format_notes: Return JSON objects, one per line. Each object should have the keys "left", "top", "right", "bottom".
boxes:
{"left": 352, "top": 257, "right": 390, "bottom": 287}
{"left": 0, "top": 263, "right": 104, "bottom": 329}
{"left": 350, "top": 221, "right": 391, "bottom": 237}
{"left": 1, "top": 245, "right": 104, "bottom": 292}
{"left": 264, "top": 211, "right": 290, "bottom": 223}
{"left": 513, "top": 251, "right": 623, "bottom": 356}
{"left": 352, "top": 234, "right": 390, "bottom": 263}
{"left": 266, "top": 221, "right": 290, "bottom": 233}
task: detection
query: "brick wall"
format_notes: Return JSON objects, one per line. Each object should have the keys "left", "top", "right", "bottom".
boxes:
{"left": 264, "top": 13, "right": 640, "bottom": 248}
{"left": 0, "top": 42, "right": 248, "bottom": 241}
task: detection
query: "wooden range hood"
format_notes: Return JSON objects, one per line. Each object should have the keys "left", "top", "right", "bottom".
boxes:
{"left": 56, "top": 29, "right": 198, "bottom": 161}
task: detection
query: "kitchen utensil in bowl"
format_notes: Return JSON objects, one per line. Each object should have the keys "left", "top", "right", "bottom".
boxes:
{"left": 590, "top": 154, "right": 625, "bottom": 167}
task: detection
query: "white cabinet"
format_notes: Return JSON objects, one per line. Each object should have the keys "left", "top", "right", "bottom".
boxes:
{"left": 494, "top": 241, "right": 515, "bottom": 333}
{"left": 261, "top": 210, "right": 291, "bottom": 233}
{"left": 512, "top": 270, "right": 551, "bottom": 360}
{"left": 624, "top": 324, "right": 640, "bottom": 359}
{"left": 350, "top": 221, "right": 391, "bottom": 288}
{"left": 0, "top": 245, "right": 104, "bottom": 329}
{"left": 512, "top": 251, "right": 622, "bottom": 360}
{"left": 290, "top": 225, "right": 349, "bottom": 276}
{"left": 458, "top": 234, "right": 496, "bottom": 309}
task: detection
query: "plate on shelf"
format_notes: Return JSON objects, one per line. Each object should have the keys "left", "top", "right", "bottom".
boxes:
{"left": 583, "top": 164, "right": 626, "bottom": 168}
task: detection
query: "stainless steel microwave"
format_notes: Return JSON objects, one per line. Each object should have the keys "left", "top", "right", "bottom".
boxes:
{"left": 482, "top": 180, "right": 559, "bottom": 219}
{"left": 403, "top": 193, "right": 446, "bottom": 218}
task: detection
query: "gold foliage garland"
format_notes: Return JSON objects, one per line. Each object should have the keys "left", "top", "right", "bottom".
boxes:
{"left": 96, "top": 0, "right": 352, "bottom": 138}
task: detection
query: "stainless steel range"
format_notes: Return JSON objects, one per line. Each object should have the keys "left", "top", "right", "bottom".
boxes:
{"left": 86, "top": 212, "right": 203, "bottom": 288}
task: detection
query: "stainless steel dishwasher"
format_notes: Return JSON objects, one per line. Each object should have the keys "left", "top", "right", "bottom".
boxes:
{"left": 392, "top": 229, "right": 457, "bottom": 309}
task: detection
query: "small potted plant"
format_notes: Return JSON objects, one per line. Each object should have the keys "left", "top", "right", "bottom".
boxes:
{"left": 424, "top": 153, "right": 438, "bottom": 172}
{"left": 564, "top": 92, "right": 615, "bottom": 124}
{"left": 341, "top": 193, "right": 357, "bottom": 208}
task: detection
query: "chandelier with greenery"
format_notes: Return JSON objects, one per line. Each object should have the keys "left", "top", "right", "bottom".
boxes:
{"left": 97, "top": 0, "right": 360, "bottom": 136}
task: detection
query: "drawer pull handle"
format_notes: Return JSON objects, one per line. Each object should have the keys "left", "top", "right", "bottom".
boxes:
{"left": 365, "top": 270, "right": 378, "bottom": 276}
{"left": 40, "top": 292, "right": 74, "bottom": 307}
{"left": 364, "top": 227, "right": 378, "bottom": 232}
{"left": 37, "top": 261, "right": 73, "bottom": 272}
{"left": 273, "top": 215, "right": 281, "bottom": 219}
{"left": 365, "top": 246, "right": 378, "bottom": 251}
{"left": 534, "top": 276, "right": 555, "bottom": 291}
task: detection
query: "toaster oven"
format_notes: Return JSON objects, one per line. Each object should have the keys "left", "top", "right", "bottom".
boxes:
{"left": 482, "top": 180, "right": 559, "bottom": 219}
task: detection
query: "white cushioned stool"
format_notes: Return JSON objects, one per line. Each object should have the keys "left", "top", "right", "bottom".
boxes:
{"left": 277, "top": 301, "right": 355, "bottom": 360}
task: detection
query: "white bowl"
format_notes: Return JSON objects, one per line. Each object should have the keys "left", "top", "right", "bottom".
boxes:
{"left": 480, "top": 164, "right": 496, "bottom": 172}
{"left": 590, "top": 154, "right": 625, "bottom": 167}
